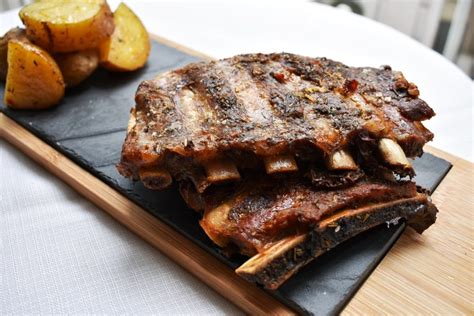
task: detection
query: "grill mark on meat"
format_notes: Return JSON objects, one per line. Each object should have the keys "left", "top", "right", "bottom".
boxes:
{"left": 265, "top": 60, "right": 310, "bottom": 120}
{"left": 267, "top": 62, "right": 326, "bottom": 147}
{"left": 118, "top": 53, "right": 439, "bottom": 289}
{"left": 243, "top": 60, "right": 301, "bottom": 154}
{"left": 247, "top": 59, "right": 315, "bottom": 153}
{"left": 220, "top": 61, "right": 272, "bottom": 126}
{"left": 176, "top": 63, "right": 223, "bottom": 155}
{"left": 180, "top": 68, "right": 221, "bottom": 157}
{"left": 214, "top": 60, "right": 278, "bottom": 152}
{"left": 173, "top": 88, "right": 201, "bottom": 147}
{"left": 253, "top": 59, "right": 345, "bottom": 153}
{"left": 196, "top": 62, "right": 247, "bottom": 140}
{"left": 138, "top": 73, "right": 185, "bottom": 155}
{"left": 261, "top": 56, "right": 384, "bottom": 151}
{"left": 119, "top": 53, "right": 435, "bottom": 188}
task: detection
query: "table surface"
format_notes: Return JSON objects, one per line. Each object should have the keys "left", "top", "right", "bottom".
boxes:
{"left": 1, "top": 1, "right": 473, "bottom": 314}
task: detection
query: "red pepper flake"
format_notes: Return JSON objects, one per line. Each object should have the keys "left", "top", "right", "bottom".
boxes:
{"left": 272, "top": 72, "right": 286, "bottom": 83}
{"left": 338, "top": 79, "right": 358, "bottom": 96}
{"left": 345, "top": 79, "right": 358, "bottom": 93}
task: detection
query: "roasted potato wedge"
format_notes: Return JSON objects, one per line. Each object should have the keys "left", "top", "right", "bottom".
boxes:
{"left": 19, "top": 0, "right": 114, "bottom": 53}
{"left": 99, "top": 3, "right": 150, "bottom": 71}
{"left": 4, "top": 40, "right": 65, "bottom": 109}
{"left": 0, "top": 27, "right": 29, "bottom": 80}
{"left": 55, "top": 49, "right": 99, "bottom": 87}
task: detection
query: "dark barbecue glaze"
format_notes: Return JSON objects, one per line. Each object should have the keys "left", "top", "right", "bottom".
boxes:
{"left": 180, "top": 175, "right": 435, "bottom": 256}
{"left": 235, "top": 193, "right": 437, "bottom": 289}
{"left": 117, "top": 53, "right": 435, "bottom": 188}
{"left": 179, "top": 175, "right": 437, "bottom": 289}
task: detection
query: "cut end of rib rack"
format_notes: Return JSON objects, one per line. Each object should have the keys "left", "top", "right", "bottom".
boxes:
{"left": 139, "top": 167, "right": 172, "bottom": 189}
{"left": 204, "top": 159, "right": 241, "bottom": 183}
{"left": 263, "top": 155, "right": 298, "bottom": 174}
{"left": 379, "top": 138, "right": 412, "bottom": 170}
{"left": 326, "top": 149, "right": 358, "bottom": 170}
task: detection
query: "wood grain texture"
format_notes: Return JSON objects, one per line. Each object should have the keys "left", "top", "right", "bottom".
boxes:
{"left": 1, "top": 34, "right": 473, "bottom": 314}
{"left": 0, "top": 113, "right": 295, "bottom": 316}
{"left": 343, "top": 146, "right": 474, "bottom": 315}
{"left": 126, "top": 37, "right": 474, "bottom": 314}
{"left": 146, "top": 38, "right": 474, "bottom": 313}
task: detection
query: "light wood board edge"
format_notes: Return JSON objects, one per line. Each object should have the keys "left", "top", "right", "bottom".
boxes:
{"left": 343, "top": 145, "right": 474, "bottom": 314}
{"left": 129, "top": 36, "right": 474, "bottom": 313}
{"left": 0, "top": 35, "right": 295, "bottom": 315}
{"left": 0, "top": 113, "right": 295, "bottom": 315}
{"left": 2, "top": 33, "right": 473, "bottom": 314}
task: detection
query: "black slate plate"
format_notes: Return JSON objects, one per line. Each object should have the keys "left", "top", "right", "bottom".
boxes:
{"left": 0, "top": 40, "right": 452, "bottom": 315}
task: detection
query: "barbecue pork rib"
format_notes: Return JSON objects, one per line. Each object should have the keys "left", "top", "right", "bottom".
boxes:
{"left": 117, "top": 53, "right": 439, "bottom": 289}
{"left": 117, "top": 53, "right": 435, "bottom": 191}
{"left": 179, "top": 175, "right": 437, "bottom": 289}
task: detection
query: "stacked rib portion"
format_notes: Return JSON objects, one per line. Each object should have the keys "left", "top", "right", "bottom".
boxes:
{"left": 118, "top": 53, "right": 437, "bottom": 289}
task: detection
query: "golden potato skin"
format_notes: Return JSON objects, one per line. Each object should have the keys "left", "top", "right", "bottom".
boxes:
{"left": 20, "top": 0, "right": 115, "bottom": 53}
{"left": 99, "top": 3, "right": 150, "bottom": 72}
{"left": 4, "top": 40, "right": 65, "bottom": 109}
{"left": 0, "top": 27, "right": 29, "bottom": 80}
{"left": 55, "top": 49, "right": 99, "bottom": 87}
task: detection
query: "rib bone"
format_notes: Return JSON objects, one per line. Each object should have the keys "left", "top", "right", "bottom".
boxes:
{"left": 200, "top": 203, "right": 233, "bottom": 247}
{"left": 379, "top": 138, "right": 411, "bottom": 169}
{"left": 263, "top": 155, "right": 298, "bottom": 174}
{"left": 139, "top": 167, "right": 172, "bottom": 190}
{"left": 326, "top": 149, "right": 358, "bottom": 170}
{"left": 235, "top": 234, "right": 306, "bottom": 277}
{"left": 236, "top": 194, "right": 436, "bottom": 289}
{"left": 204, "top": 159, "right": 241, "bottom": 183}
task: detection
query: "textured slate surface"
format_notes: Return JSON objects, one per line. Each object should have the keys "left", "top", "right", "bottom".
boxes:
{"left": 0, "top": 40, "right": 452, "bottom": 315}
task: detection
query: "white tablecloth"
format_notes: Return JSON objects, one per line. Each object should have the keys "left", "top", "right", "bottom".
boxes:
{"left": 1, "top": 1, "right": 473, "bottom": 314}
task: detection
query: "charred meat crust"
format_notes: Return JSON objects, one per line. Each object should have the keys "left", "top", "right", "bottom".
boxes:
{"left": 117, "top": 53, "right": 435, "bottom": 189}
{"left": 184, "top": 175, "right": 420, "bottom": 255}
{"left": 117, "top": 53, "right": 439, "bottom": 291}
{"left": 236, "top": 194, "right": 437, "bottom": 289}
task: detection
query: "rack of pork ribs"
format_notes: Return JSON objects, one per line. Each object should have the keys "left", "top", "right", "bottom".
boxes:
{"left": 117, "top": 53, "right": 438, "bottom": 290}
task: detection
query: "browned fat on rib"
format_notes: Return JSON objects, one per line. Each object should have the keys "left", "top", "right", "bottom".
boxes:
{"left": 235, "top": 193, "right": 437, "bottom": 289}
{"left": 194, "top": 177, "right": 419, "bottom": 256}
{"left": 118, "top": 53, "right": 434, "bottom": 187}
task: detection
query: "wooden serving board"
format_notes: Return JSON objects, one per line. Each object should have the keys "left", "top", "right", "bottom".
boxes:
{"left": 1, "top": 35, "right": 472, "bottom": 315}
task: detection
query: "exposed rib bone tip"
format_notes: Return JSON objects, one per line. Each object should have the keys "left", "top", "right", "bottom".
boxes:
{"left": 326, "top": 149, "right": 358, "bottom": 170}
{"left": 379, "top": 138, "right": 411, "bottom": 169}
{"left": 263, "top": 154, "right": 298, "bottom": 174}
{"left": 236, "top": 234, "right": 306, "bottom": 275}
{"left": 204, "top": 159, "right": 241, "bottom": 183}
{"left": 139, "top": 167, "right": 172, "bottom": 190}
